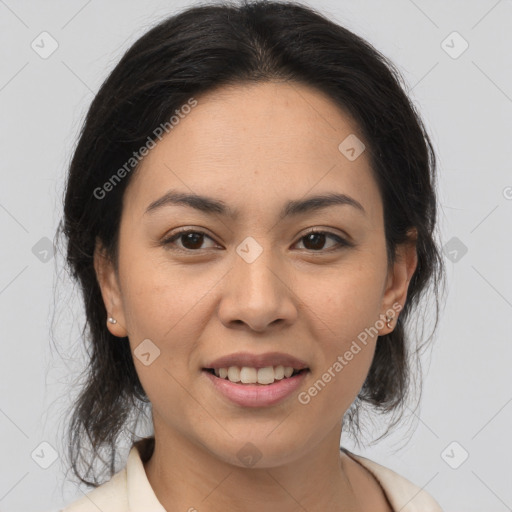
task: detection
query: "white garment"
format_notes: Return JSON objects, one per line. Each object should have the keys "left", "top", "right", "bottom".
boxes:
{"left": 60, "top": 438, "right": 443, "bottom": 511}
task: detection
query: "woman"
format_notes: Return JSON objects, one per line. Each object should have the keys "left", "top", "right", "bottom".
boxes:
{"left": 58, "top": 1, "right": 445, "bottom": 510}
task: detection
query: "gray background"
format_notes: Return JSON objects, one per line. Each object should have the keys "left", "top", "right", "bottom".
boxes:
{"left": 1, "top": 0, "right": 511, "bottom": 510}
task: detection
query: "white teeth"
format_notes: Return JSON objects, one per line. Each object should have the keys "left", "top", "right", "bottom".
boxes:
{"left": 257, "top": 366, "right": 275, "bottom": 385}
{"left": 227, "top": 366, "right": 241, "bottom": 382}
{"left": 240, "top": 367, "right": 257, "bottom": 384}
{"left": 212, "top": 365, "right": 302, "bottom": 385}
{"left": 274, "top": 365, "right": 285, "bottom": 380}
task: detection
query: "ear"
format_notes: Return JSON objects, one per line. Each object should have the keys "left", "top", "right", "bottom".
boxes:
{"left": 378, "top": 228, "right": 418, "bottom": 334}
{"left": 93, "top": 236, "right": 128, "bottom": 337}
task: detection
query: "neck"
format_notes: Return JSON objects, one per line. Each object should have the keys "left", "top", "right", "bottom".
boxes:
{"left": 143, "top": 424, "right": 364, "bottom": 512}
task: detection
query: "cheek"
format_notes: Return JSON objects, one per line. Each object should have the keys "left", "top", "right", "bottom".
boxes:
{"left": 118, "top": 248, "right": 227, "bottom": 400}
{"left": 296, "top": 259, "right": 386, "bottom": 408}
{"left": 300, "top": 284, "right": 379, "bottom": 421}
{"left": 301, "top": 260, "right": 386, "bottom": 341}
{"left": 119, "top": 244, "right": 213, "bottom": 339}
{"left": 118, "top": 257, "right": 210, "bottom": 407}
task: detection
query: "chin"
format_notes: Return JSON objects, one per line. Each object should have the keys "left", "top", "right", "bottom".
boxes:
{"left": 208, "top": 433, "right": 309, "bottom": 469}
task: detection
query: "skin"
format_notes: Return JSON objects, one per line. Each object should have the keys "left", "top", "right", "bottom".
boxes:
{"left": 94, "top": 81, "right": 417, "bottom": 511}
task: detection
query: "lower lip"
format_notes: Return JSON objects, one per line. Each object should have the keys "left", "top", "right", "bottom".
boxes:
{"left": 203, "top": 370, "right": 309, "bottom": 408}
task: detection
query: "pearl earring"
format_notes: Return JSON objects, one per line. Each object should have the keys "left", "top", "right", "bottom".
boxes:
{"left": 385, "top": 315, "right": 393, "bottom": 329}
{"left": 108, "top": 316, "right": 117, "bottom": 324}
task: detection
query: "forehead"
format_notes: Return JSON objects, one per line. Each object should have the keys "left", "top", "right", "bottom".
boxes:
{"left": 124, "top": 81, "right": 382, "bottom": 224}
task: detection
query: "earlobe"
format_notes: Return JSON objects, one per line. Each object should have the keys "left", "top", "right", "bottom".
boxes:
{"left": 379, "top": 229, "right": 418, "bottom": 333}
{"left": 93, "top": 237, "right": 128, "bottom": 338}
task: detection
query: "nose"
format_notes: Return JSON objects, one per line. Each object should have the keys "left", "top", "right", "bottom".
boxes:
{"left": 217, "top": 243, "right": 299, "bottom": 332}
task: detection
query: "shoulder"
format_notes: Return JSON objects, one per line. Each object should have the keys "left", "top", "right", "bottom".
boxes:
{"left": 343, "top": 449, "right": 444, "bottom": 512}
{"left": 60, "top": 438, "right": 163, "bottom": 512}
{"left": 60, "top": 466, "right": 128, "bottom": 512}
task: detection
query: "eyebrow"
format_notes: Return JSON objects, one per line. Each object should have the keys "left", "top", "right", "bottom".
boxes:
{"left": 144, "top": 190, "right": 366, "bottom": 219}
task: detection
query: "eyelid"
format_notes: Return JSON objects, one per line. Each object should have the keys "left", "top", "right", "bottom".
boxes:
{"left": 161, "top": 227, "right": 220, "bottom": 250}
{"left": 299, "top": 226, "right": 352, "bottom": 243}
{"left": 296, "top": 228, "right": 353, "bottom": 250}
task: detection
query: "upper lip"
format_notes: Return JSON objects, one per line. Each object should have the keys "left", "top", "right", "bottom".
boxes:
{"left": 203, "top": 351, "right": 309, "bottom": 370}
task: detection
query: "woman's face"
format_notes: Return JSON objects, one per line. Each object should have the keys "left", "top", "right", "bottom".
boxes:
{"left": 95, "top": 81, "right": 416, "bottom": 467}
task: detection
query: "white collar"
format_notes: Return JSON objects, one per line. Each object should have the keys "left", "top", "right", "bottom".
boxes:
{"left": 90, "top": 437, "right": 443, "bottom": 512}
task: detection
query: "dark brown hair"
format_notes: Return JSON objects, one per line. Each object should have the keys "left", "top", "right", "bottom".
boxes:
{"left": 56, "top": 0, "right": 445, "bottom": 487}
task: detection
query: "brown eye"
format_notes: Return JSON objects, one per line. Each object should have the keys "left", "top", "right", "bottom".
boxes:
{"left": 162, "top": 230, "right": 218, "bottom": 251}
{"left": 295, "top": 231, "right": 351, "bottom": 252}
{"left": 179, "top": 232, "right": 205, "bottom": 250}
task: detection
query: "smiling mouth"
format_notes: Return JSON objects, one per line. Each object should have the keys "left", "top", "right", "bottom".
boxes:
{"left": 203, "top": 366, "right": 309, "bottom": 386}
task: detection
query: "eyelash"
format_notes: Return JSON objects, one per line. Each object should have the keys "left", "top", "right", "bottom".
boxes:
{"left": 160, "top": 228, "right": 353, "bottom": 253}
